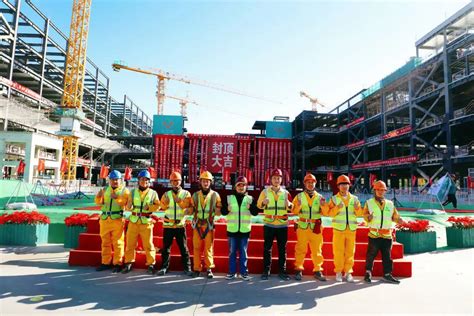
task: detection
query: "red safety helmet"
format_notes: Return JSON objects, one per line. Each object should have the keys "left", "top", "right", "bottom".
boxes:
{"left": 235, "top": 176, "right": 248, "bottom": 186}
{"left": 271, "top": 169, "right": 283, "bottom": 178}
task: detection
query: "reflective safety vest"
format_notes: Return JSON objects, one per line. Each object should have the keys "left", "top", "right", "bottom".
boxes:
{"left": 192, "top": 190, "right": 218, "bottom": 220}
{"left": 226, "top": 195, "right": 253, "bottom": 233}
{"left": 129, "top": 188, "right": 158, "bottom": 224}
{"left": 163, "top": 189, "right": 188, "bottom": 228}
{"left": 367, "top": 198, "right": 395, "bottom": 238}
{"left": 296, "top": 192, "right": 322, "bottom": 230}
{"left": 263, "top": 188, "right": 288, "bottom": 224}
{"left": 331, "top": 194, "right": 358, "bottom": 231}
{"left": 100, "top": 185, "right": 125, "bottom": 220}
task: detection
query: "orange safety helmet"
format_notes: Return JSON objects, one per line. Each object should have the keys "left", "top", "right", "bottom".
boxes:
{"left": 199, "top": 171, "right": 213, "bottom": 181}
{"left": 303, "top": 173, "right": 317, "bottom": 183}
{"left": 337, "top": 175, "right": 351, "bottom": 185}
{"left": 373, "top": 180, "right": 388, "bottom": 191}
{"left": 170, "top": 171, "right": 182, "bottom": 181}
{"left": 271, "top": 168, "right": 283, "bottom": 178}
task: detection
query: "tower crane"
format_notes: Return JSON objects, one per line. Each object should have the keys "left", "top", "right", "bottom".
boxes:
{"left": 300, "top": 91, "right": 326, "bottom": 112}
{"left": 164, "top": 95, "right": 198, "bottom": 118}
{"left": 112, "top": 61, "right": 283, "bottom": 115}
{"left": 57, "top": 0, "right": 92, "bottom": 181}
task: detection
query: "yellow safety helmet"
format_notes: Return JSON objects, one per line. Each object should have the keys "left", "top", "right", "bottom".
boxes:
{"left": 199, "top": 171, "right": 213, "bottom": 181}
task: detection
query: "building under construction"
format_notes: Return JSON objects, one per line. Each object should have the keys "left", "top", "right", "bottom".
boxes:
{"left": 293, "top": 2, "right": 474, "bottom": 191}
{"left": 0, "top": 0, "right": 472, "bottom": 191}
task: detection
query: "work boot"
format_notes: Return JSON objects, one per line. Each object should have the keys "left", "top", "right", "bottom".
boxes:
{"left": 345, "top": 273, "right": 355, "bottom": 283}
{"left": 383, "top": 273, "right": 400, "bottom": 284}
{"left": 295, "top": 271, "right": 303, "bottom": 281}
{"left": 364, "top": 271, "right": 372, "bottom": 283}
{"left": 261, "top": 271, "right": 270, "bottom": 280}
{"left": 225, "top": 273, "right": 236, "bottom": 280}
{"left": 183, "top": 269, "right": 193, "bottom": 277}
{"left": 192, "top": 271, "right": 200, "bottom": 278}
{"left": 121, "top": 263, "right": 132, "bottom": 274}
{"left": 157, "top": 268, "right": 167, "bottom": 276}
{"left": 335, "top": 272, "right": 343, "bottom": 282}
{"left": 147, "top": 265, "right": 156, "bottom": 274}
{"left": 314, "top": 271, "right": 327, "bottom": 282}
{"left": 278, "top": 273, "right": 290, "bottom": 281}
{"left": 111, "top": 265, "right": 122, "bottom": 273}
{"left": 207, "top": 269, "right": 214, "bottom": 279}
{"left": 240, "top": 273, "right": 251, "bottom": 281}
{"left": 96, "top": 264, "right": 112, "bottom": 271}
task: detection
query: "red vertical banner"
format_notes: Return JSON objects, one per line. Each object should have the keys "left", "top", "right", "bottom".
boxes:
{"left": 246, "top": 168, "right": 253, "bottom": 184}
{"left": 124, "top": 166, "right": 132, "bottom": 181}
{"left": 37, "top": 159, "right": 45, "bottom": 172}
{"left": 206, "top": 137, "right": 237, "bottom": 173}
{"left": 327, "top": 171, "right": 334, "bottom": 182}
{"left": 411, "top": 175, "right": 417, "bottom": 187}
{"left": 370, "top": 173, "right": 377, "bottom": 187}
{"left": 254, "top": 139, "right": 259, "bottom": 187}
{"left": 83, "top": 165, "right": 89, "bottom": 179}
{"left": 60, "top": 158, "right": 68, "bottom": 173}
{"left": 348, "top": 173, "right": 355, "bottom": 184}
{"left": 99, "top": 165, "right": 109, "bottom": 179}
{"left": 17, "top": 160, "right": 25, "bottom": 175}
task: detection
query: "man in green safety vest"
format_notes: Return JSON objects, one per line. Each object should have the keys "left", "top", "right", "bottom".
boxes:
{"left": 257, "top": 168, "right": 293, "bottom": 281}
{"left": 363, "top": 180, "right": 404, "bottom": 284}
{"left": 221, "top": 176, "right": 259, "bottom": 281}
{"left": 95, "top": 170, "right": 130, "bottom": 273}
{"left": 121, "top": 170, "right": 160, "bottom": 274}
{"left": 156, "top": 171, "right": 193, "bottom": 276}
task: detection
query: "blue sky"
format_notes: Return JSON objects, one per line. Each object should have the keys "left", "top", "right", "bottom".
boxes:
{"left": 35, "top": 0, "right": 471, "bottom": 134}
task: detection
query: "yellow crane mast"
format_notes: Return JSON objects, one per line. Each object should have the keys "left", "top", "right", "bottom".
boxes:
{"left": 59, "top": 0, "right": 92, "bottom": 181}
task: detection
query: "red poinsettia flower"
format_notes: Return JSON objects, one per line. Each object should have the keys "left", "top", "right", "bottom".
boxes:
{"left": 64, "top": 213, "right": 93, "bottom": 227}
{"left": 447, "top": 216, "right": 474, "bottom": 229}
{"left": 0, "top": 211, "right": 50, "bottom": 225}
{"left": 396, "top": 219, "right": 431, "bottom": 233}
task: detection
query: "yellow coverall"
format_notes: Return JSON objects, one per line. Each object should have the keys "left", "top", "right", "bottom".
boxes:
{"left": 124, "top": 188, "right": 160, "bottom": 266}
{"left": 327, "top": 192, "right": 364, "bottom": 274}
{"left": 95, "top": 186, "right": 130, "bottom": 265}
{"left": 292, "top": 192, "right": 329, "bottom": 272}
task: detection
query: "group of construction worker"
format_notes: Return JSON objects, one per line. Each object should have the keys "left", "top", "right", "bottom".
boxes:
{"left": 94, "top": 168, "right": 403, "bottom": 284}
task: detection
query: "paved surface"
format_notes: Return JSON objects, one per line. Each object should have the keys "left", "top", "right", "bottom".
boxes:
{"left": 0, "top": 245, "right": 473, "bottom": 315}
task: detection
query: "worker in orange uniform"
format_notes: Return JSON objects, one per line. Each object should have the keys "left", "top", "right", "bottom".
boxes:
{"left": 95, "top": 170, "right": 130, "bottom": 273}
{"left": 327, "top": 174, "right": 363, "bottom": 282}
{"left": 257, "top": 168, "right": 293, "bottom": 281}
{"left": 363, "top": 180, "right": 404, "bottom": 284}
{"left": 190, "top": 171, "right": 222, "bottom": 278}
{"left": 157, "top": 171, "right": 193, "bottom": 276}
{"left": 292, "top": 173, "right": 329, "bottom": 281}
{"left": 121, "top": 170, "right": 160, "bottom": 274}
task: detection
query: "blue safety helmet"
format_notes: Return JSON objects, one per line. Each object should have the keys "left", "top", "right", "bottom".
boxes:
{"left": 109, "top": 170, "right": 122, "bottom": 180}
{"left": 138, "top": 170, "right": 151, "bottom": 179}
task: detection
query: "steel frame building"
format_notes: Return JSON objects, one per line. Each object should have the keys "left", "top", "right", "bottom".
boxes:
{"left": 0, "top": 0, "right": 152, "bottom": 139}
{"left": 293, "top": 2, "right": 474, "bottom": 191}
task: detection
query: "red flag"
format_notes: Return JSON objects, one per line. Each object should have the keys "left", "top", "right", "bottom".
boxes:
{"left": 60, "top": 158, "right": 68, "bottom": 173}
{"left": 348, "top": 173, "right": 355, "bottom": 183}
{"left": 99, "top": 165, "right": 109, "bottom": 179}
{"left": 246, "top": 169, "right": 253, "bottom": 184}
{"left": 37, "top": 159, "right": 45, "bottom": 172}
{"left": 83, "top": 165, "right": 89, "bottom": 179}
{"left": 17, "top": 160, "right": 25, "bottom": 175}
{"left": 148, "top": 167, "right": 157, "bottom": 179}
{"left": 411, "top": 175, "right": 417, "bottom": 187}
{"left": 370, "top": 173, "right": 377, "bottom": 187}
{"left": 327, "top": 171, "right": 333, "bottom": 182}
{"left": 124, "top": 167, "right": 132, "bottom": 181}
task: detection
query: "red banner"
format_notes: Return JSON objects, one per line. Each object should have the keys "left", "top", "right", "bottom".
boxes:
{"left": 17, "top": 160, "right": 25, "bottom": 175}
{"left": 383, "top": 125, "right": 412, "bottom": 140}
{"left": 124, "top": 167, "right": 132, "bottom": 181}
{"left": 346, "top": 140, "right": 365, "bottom": 149}
{"left": 154, "top": 135, "right": 185, "bottom": 179}
{"left": 369, "top": 173, "right": 377, "bottom": 187}
{"left": 99, "top": 165, "right": 109, "bottom": 179}
{"left": 60, "top": 159, "right": 68, "bottom": 173}
{"left": 84, "top": 165, "right": 89, "bottom": 179}
{"left": 468, "top": 176, "right": 474, "bottom": 189}
{"left": 352, "top": 155, "right": 418, "bottom": 169}
{"left": 345, "top": 116, "right": 365, "bottom": 129}
{"left": 37, "top": 159, "right": 45, "bottom": 172}
{"left": 327, "top": 171, "right": 334, "bottom": 182}
{"left": 348, "top": 173, "right": 355, "bottom": 183}
{"left": 411, "top": 175, "right": 417, "bottom": 187}
{"left": 207, "top": 137, "right": 237, "bottom": 173}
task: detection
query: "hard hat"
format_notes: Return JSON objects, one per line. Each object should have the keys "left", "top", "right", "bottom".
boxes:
{"left": 138, "top": 170, "right": 151, "bottom": 179}
{"left": 304, "top": 173, "right": 317, "bottom": 183}
{"left": 271, "top": 169, "right": 283, "bottom": 178}
{"left": 199, "top": 171, "right": 213, "bottom": 181}
{"left": 337, "top": 175, "right": 351, "bottom": 185}
{"left": 170, "top": 171, "right": 182, "bottom": 181}
{"left": 235, "top": 176, "right": 248, "bottom": 186}
{"left": 108, "top": 170, "right": 122, "bottom": 180}
{"left": 373, "top": 180, "right": 388, "bottom": 191}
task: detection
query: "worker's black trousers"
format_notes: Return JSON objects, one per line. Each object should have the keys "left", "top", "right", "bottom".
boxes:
{"left": 263, "top": 226, "right": 288, "bottom": 274}
{"left": 442, "top": 193, "right": 458, "bottom": 208}
{"left": 160, "top": 227, "right": 191, "bottom": 271}
{"left": 365, "top": 237, "right": 393, "bottom": 274}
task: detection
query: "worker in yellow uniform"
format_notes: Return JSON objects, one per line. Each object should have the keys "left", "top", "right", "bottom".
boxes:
{"left": 327, "top": 174, "right": 363, "bottom": 282}
{"left": 190, "top": 171, "right": 222, "bottom": 278}
{"left": 121, "top": 170, "right": 160, "bottom": 274}
{"left": 157, "top": 171, "right": 193, "bottom": 276}
{"left": 292, "top": 173, "right": 329, "bottom": 281}
{"left": 257, "top": 168, "right": 293, "bottom": 281}
{"left": 95, "top": 170, "right": 130, "bottom": 273}
{"left": 363, "top": 180, "right": 404, "bottom": 284}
